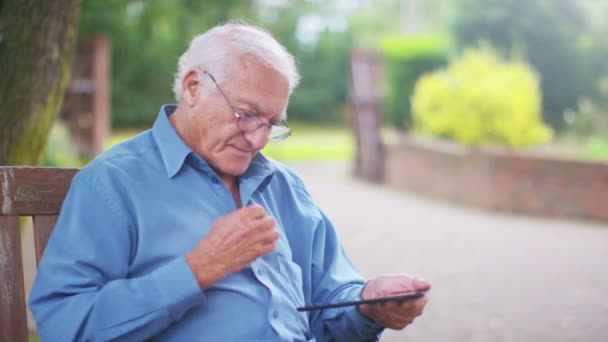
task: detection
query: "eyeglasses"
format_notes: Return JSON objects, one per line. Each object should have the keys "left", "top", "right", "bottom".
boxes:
{"left": 202, "top": 70, "right": 292, "bottom": 142}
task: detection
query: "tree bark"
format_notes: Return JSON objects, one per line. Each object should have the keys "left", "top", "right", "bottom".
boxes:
{"left": 0, "top": 0, "right": 81, "bottom": 165}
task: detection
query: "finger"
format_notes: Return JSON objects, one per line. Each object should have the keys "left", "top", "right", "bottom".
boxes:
{"left": 412, "top": 276, "right": 431, "bottom": 291}
{"left": 251, "top": 216, "right": 277, "bottom": 235}
{"left": 242, "top": 204, "right": 267, "bottom": 219}
{"left": 382, "top": 301, "right": 402, "bottom": 312}
{"left": 411, "top": 296, "right": 428, "bottom": 315}
{"left": 381, "top": 302, "right": 418, "bottom": 319}
{"left": 388, "top": 274, "right": 416, "bottom": 292}
{"left": 375, "top": 310, "right": 415, "bottom": 330}
{"left": 381, "top": 309, "right": 414, "bottom": 323}
{"left": 400, "top": 296, "right": 427, "bottom": 316}
{"left": 260, "top": 225, "right": 279, "bottom": 244}
{"left": 258, "top": 239, "right": 277, "bottom": 255}
{"left": 388, "top": 274, "right": 430, "bottom": 293}
{"left": 368, "top": 302, "right": 412, "bottom": 324}
{"left": 368, "top": 299, "right": 423, "bottom": 329}
{"left": 385, "top": 305, "right": 418, "bottom": 323}
{"left": 258, "top": 216, "right": 276, "bottom": 230}
{"left": 375, "top": 301, "right": 421, "bottom": 325}
{"left": 392, "top": 316, "right": 415, "bottom": 330}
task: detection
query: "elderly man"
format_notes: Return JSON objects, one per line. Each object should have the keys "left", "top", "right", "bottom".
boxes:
{"left": 29, "top": 22, "right": 430, "bottom": 341}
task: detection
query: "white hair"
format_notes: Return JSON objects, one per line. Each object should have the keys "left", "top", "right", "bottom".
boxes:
{"left": 172, "top": 22, "right": 300, "bottom": 101}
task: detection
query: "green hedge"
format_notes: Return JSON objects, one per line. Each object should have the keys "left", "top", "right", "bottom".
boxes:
{"left": 379, "top": 36, "right": 448, "bottom": 130}
{"left": 411, "top": 48, "right": 552, "bottom": 147}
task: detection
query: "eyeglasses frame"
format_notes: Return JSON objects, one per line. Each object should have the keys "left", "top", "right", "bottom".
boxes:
{"left": 201, "top": 70, "right": 292, "bottom": 142}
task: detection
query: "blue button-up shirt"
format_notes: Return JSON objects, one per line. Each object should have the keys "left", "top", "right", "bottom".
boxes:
{"left": 29, "top": 105, "right": 384, "bottom": 341}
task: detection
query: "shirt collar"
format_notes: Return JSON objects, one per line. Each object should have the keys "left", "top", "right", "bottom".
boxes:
{"left": 240, "top": 153, "right": 277, "bottom": 204}
{"left": 152, "top": 104, "right": 192, "bottom": 178}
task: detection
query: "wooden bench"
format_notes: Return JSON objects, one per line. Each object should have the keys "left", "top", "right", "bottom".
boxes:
{"left": 0, "top": 166, "right": 78, "bottom": 342}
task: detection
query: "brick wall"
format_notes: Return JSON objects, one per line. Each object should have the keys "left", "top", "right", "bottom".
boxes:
{"left": 384, "top": 135, "right": 608, "bottom": 222}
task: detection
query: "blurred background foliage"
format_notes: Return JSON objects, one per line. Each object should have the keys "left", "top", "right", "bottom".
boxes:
{"left": 44, "top": 0, "right": 608, "bottom": 166}
{"left": 43, "top": 121, "right": 85, "bottom": 167}
{"left": 449, "top": 0, "right": 604, "bottom": 131}
{"left": 379, "top": 35, "right": 448, "bottom": 130}
{"left": 79, "top": 0, "right": 255, "bottom": 127}
{"left": 412, "top": 47, "right": 551, "bottom": 147}
{"left": 78, "top": 0, "right": 353, "bottom": 128}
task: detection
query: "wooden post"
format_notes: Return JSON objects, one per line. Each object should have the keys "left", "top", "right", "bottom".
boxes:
{"left": 91, "top": 36, "right": 111, "bottom": 156}
{"left": 350, "top": 49, "right": 384, "bottom": 182}
{"left": 61, "top": 35, "right": 111, "bottom": 158}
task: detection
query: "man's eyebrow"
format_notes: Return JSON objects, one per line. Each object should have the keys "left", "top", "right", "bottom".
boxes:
{"left": 240, "top": 102, "right": 264, "bottom": 116}
{"left": 240, "top": 102, "right": 286, "bottom": 121}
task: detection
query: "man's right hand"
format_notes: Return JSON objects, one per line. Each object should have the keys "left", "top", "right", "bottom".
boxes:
{"left": 185, "top": 205, "right": 279, "bottom": 289}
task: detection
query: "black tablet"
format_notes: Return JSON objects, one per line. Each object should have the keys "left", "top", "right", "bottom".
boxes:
{"left": 297, "top": 292, "right": 426, "bottom": 312}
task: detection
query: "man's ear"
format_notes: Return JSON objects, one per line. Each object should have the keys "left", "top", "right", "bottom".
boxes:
{"left": 182, "top": 69, "right": 200, "bottom": 107}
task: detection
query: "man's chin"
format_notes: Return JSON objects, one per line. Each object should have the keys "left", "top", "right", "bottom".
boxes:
{"left": 213, "top": 149, "right": 256, "bottom": 177}
{"left": 222, "top": 159, "right": 252, "bottom": 177}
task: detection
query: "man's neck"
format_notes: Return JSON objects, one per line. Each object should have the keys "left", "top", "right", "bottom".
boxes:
{"left": 222, "top": 176, "right": 242, "bottom": 208}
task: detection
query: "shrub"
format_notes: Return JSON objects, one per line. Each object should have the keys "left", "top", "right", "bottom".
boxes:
{"left": 411, "top": 48, "right": 552, "bottom": 147}
{"left": 379, "top": 36, "right": 448, "bottom": 130}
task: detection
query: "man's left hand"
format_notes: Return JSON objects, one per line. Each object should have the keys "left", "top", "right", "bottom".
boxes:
{"left": 358, "top": 274, "right": 431, "bottom": 330}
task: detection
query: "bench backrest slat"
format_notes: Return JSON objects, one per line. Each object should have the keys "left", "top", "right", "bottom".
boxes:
{"left": 33, "top": 215, "right": 60, "bottom": 267}
{"left": 0, "top": 166, "right": 78, "bottom": 341}
{"left": 0, "top": 216, "right": 28, "bottom": 342}
{"left": 0, "top": 167, "right": 78, "bottom": 216}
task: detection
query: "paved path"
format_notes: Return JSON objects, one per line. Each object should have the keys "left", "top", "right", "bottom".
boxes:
{"left": 290, "top": 161, "right": 608, "bottom": 342}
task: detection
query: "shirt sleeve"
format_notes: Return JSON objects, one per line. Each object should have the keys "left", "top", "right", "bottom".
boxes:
{"left": 28, "top": 171, "right": 206, "bottom": 341}
{"left": 307, "top": 211, "right": 385, "bottom": 342}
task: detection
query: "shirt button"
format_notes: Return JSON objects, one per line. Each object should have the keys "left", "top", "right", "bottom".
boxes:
{"left": 211, "top": 178, "right": 219, "bottom": 184}
{"left": 272, "top": 310, "right": 279, "bottom": 319}
{"left": 257, "top": 268, "right": 264, "bottom": 276}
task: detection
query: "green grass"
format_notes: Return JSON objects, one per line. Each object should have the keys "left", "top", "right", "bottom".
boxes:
{"left": 105, "top": 129, "right": 145, "bottom": 150}
{"left": 106, "top": 124, "right": 353, "bottom": 162}
{"left": 581, "top": 135, "right": 608, "bottom": 160}
{"left": 545, "top": 134, "right": 608, "bottom": 161}
{"left": 262, "top": 124, "right": 353, "bottom": 161}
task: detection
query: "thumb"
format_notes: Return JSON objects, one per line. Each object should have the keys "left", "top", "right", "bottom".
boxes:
{"left": 413, "top": 277, "right": 431, "bottom": 292}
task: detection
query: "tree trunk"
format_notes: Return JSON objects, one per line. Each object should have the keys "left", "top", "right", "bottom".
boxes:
{"left": 0, "top": 0, "right": 81, "bottom": 165}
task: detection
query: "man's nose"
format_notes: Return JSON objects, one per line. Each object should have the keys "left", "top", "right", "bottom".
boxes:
{"left": 243, "top": 127, "right": 270, "bottom": 149}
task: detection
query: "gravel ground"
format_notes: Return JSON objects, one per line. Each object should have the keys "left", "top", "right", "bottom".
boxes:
{"left": 290, "top": 161, "right": 608, "bottom": 342}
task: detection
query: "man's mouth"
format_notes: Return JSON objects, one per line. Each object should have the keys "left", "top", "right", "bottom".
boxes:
{"left": 230, "top": 144, "right": 254, "bottom": 155}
